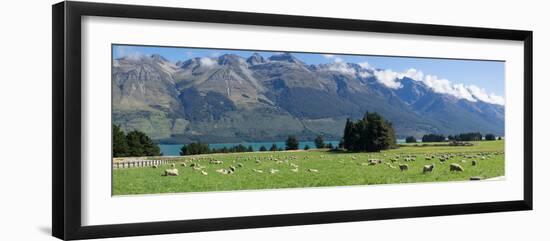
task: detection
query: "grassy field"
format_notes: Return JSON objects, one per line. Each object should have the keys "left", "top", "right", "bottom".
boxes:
{"left": 112, "top": 140, "right": 504, "bottom": 195}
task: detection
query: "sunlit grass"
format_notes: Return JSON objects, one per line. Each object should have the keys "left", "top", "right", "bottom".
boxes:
{"left": 113, "top": 140, "right": 504, "bottom": 195}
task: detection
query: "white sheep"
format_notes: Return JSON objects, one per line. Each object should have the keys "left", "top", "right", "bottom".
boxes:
{"left": 163, "top": 168, "right": 179, "bottom": 176}
{"left": 307, "top": 168, "right": 319, "bottom": 173}
{"left": 200, "top": 170, "right": 208, "bottom": 175}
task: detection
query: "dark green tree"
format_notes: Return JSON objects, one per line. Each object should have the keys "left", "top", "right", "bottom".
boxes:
{"left": 341, "top": 112, "right": 397, "bottom": 152}
{"left": 247, "top": 145, "right": 254, "bottom": 152}
{"left": 422, "top": 134, "right": 446, "bottom": 142}
{"left": 269, "top": 144, "right": 278, "bottom": 151}
{"left": 259, "top": 145, "right": 267, "bottom": 151}
{"left": 285, "top": 135, "right": 299, "bottom": 150}
{"left": 405, "top": 136, "right": 417, "bottom": 143}
{"left": 314, "top": 135, "right": 325, "bottom": 149}
{"left": 112, "top": 124, "right": 129, "bottom": 157}
{"left": 126, "top": 130, "right": 161, "bottom": 156}
{"left": 180, "top": 142, "right": 210, "bottom": 155}
{"left": 485, "top": 133, "right": 496, "bottom": 141}
{"left": 304, "top": 144, "right": 310, "bottom": 150}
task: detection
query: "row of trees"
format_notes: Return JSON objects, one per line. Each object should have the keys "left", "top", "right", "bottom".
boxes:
{"left": 112, "top": 125, "right": 161, "bottom": 157}
{"left": 405, "top": 132, "right": 502, "bottom": 143}
{"left": 342, "top": 112, "right": 397, "bottom": 152}
{"left": 179, "top": 136, "right": 310, "bottom": 156}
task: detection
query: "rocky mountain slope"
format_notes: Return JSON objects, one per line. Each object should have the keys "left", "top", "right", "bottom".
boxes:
{"left": 112, "top": 53, "right": 504, "bottom": 143}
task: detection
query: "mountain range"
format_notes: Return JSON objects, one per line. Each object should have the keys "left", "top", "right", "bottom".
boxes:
{"left": 112, "top": 52, "right": 504, "bottom": 143}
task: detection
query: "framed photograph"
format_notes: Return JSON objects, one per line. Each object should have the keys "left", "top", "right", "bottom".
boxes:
{"left": 52, "top": 1, "right": 533, "bottom": 240}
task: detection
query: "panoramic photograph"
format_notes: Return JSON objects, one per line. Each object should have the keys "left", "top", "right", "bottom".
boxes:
{"left": 111, "top": 44, "right": 505, "bottom": 195}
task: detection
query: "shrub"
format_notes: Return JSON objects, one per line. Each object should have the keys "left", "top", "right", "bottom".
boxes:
{"left": 285, "top": 135, "right": 299, "bottom": 150}
{"left": 405, "top": 136, "right": 417, "bottom": 143}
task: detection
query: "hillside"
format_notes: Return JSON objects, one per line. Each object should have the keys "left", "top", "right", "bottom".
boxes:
{"left": 112, "top": 53, "right": 504, "bottom": 143}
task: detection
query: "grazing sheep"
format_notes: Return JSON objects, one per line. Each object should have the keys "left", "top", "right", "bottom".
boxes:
{"left": 290, "top": 163, "right": 299, "bottom": 168}
{"left": 236, "top": 163, "right": 244, "bottom": 168}
{"left": 200, "top": 170, "right": 208, "bottom": 175}
{"left": 450, "top": 163, "right": 465, "bottom": 172}
{"left": 291, "top": 168, "right": 299, "bottom": 172}
{"left": 229, "top": 166, "right": 236, "bottom": 172}
{"left": 152, "top": 165, "right": 158, "bottom": 169}
{"left": 180, "top": 162, "right": 187, "bottom": 167}
{"left": 461, "top": 159, "right": 467, "bottom": 163}
{"left": 171, "top": 163, "right": 176, "bottom": 168}
{"left": 307, "top": 168, "right": 319, "bottom": 173}
{"left": 216, "top": 169, "right": 230, "bottom": 175}
{"left": 399, "top": 164, "right": 409, "bottom": 171}
{"left": 252, "top": 169, "right": 264, "bottom": 173}
{"left": 255, "top": 159, "right": 261, "bottom": 164}
{"left": 163, "top": 168, "right": 179, "bottom": 176}
{"left": 368, "top": 159, "right": 382, "bottom": 165}
{"left": 269, "top": 168, "right": 279, "bottom": 174}
{"left": 423, "top": 163, "right": 435, "bottom": 174}
{"left": 472, "top": 160, "right": 478, "bottom": 166}
{"left": 210, "top": 160, "right": 223, "bottom": 164}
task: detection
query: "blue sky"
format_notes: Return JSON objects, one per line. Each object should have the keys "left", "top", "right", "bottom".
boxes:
{"left": 113, "top": 44, "right": 505, "bottom": 97}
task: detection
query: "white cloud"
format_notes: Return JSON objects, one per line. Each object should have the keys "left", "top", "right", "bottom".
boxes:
{"left": 358, "top": 62, "right": 371, "bottom": 69}
{"left": 199, "top": 57, "right": 217, "bottom": 67}
{"left": 323, "top": 54, "right": 335, "bottom": 59}
{"left": 400, "top": 68, "right": 424, "bottom": 81}
{"left": 115, "top": 46, "right": 145, "bottom": 60}
{"left": 327, "top": 62, "right": 356, "bottom": 75}
{"left": 467, "top": 85, "right": 505, "bottom": 105}
{"left": 373, "top": 69, "right": 403, "bottom": 89}
{"left": 422, "top": 75, "right": 477, "bottom": 102}
{"left": 358, "top": 71, "right": 371, "bottom": 78}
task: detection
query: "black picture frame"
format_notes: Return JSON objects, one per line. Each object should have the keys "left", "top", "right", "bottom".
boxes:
{"left": 52, "top": 1, "right": 533, "bottom": 240}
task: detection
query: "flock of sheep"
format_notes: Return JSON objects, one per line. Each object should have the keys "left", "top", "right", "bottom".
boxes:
{"left": 153, "top": 151, "right": 503, "bottom": 180}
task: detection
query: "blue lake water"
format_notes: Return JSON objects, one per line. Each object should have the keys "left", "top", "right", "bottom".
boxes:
{"left": 159, "top": 139, "right": 407, "bottom": 156}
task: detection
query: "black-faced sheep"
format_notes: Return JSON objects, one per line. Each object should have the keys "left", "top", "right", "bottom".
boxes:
{"left": 472, "top": 160, "right": 478, "bottom": 166}
{"left": 450, "top": 163, "right": 464, "bottom": 172}
{"left": 423, "top": 163, "right": 435, "bottom": 174}
{"left": 399, "top": 164, "right": 409, "bottom": 171}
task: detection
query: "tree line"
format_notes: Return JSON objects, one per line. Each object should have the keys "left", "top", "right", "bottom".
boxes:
{"left": 112, "top": 124, "right": 161, "bottom": 157}
{"left": 179, "top": 135, "right": 343, "bottom": 156}
{"left": 405, "top": 132, "right": 502, "bottom": 143}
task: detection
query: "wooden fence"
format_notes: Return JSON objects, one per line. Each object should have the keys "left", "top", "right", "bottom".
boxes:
{"left": 113, "top": 159, "right": 178, "bottom": 169}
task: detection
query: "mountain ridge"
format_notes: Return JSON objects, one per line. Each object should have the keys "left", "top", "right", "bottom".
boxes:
{"left": 112, "top": 53, "right": 504, "bottom": 143}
